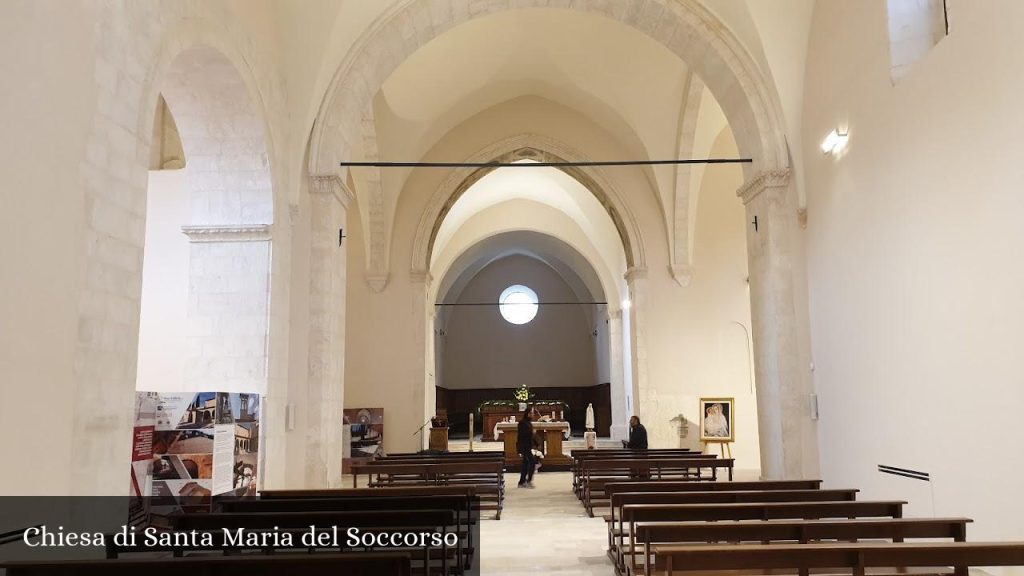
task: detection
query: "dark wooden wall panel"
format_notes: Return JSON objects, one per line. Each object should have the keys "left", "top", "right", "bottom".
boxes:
{"left": 436, "top": 383, "right": 612, "bottom": 437}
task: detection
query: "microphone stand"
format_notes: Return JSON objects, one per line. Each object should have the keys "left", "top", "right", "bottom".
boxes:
{"left": 413, "top": 419, "right": 433, "bottom": 451}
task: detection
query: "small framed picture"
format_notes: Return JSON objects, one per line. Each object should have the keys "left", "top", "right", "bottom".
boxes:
{"left": 699, "top": 397, "right": 734, "bottom": 442}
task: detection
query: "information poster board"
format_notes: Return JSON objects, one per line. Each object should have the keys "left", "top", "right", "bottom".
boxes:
{"left": 342, "top": 408, "right": 383, "bottom": 474}
{"left": 132, "top": 391, "right": 261, "bottom": 497}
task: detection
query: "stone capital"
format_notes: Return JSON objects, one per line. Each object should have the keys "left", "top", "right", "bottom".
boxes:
{"left": 366, "top": 273, "right": 389, "bottom": 293}
{"left": 409, "top": 268, "right": 433, "bottom": 286}
{"left": 310, "top": 174, "right": 355, "bottom": 208}
{"left": 669, "top": 264, "right": 692, "bottom": 287}
{"left": 181, "top": 224, "right": 271, "bottom": 243}
{"left": 624, "top": 266, "right": 648, "bottom": 284}
{"left": 737, "top": 169, "right": 791, "bottom": 205}
{"left": 608, "top": 309, "right": 623, "bottom": 321}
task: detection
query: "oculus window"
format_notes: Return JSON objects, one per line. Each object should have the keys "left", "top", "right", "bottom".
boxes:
{"left": 499, "top": 285, "right": 538, "bottom": 325}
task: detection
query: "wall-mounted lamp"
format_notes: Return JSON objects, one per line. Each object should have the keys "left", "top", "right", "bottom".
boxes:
{"left": 820, "top": 128, "right": 849, "bottom": 155}
{"left": 621, "top": 299, "right": 632, "bottom": 310}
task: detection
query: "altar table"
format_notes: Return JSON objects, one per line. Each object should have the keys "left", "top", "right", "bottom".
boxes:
{"left": 495, "top": 421, "right": 572, "bottom": 468}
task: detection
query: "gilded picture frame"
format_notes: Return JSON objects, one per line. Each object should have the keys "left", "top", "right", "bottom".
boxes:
{"left": 698, "top": 397, "right": 735, "bottom": 443}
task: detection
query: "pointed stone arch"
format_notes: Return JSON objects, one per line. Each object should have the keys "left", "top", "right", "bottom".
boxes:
{"left": 310, "top": 0, "right": 790, "bottom": 289}
{"left": 410, "top": 134, "right": 643, "bottom": 278}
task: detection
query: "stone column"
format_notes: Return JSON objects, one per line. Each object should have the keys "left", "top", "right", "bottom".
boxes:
{"left": 410, "top": 270, "right": 433, "bottom": 451}
{"left": 737, "top": 169, "right": 816, "bottom": 479}
{"left": 624, "top": 266, "right": 650, "bottom": 427}
{"left": 607, "top": 308, "right": 628, "bottom": 440}
{"left": 305, "top": 175, "right": 352, "bottom": 488}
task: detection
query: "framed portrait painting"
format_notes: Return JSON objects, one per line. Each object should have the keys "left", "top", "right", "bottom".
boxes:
{"left": 699, "top": 397, "right": 734, "bottom": 442}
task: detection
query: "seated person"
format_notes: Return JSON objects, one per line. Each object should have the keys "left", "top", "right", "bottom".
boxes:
{"left": 621, "top": 415, "right": 648, "bottom": 449}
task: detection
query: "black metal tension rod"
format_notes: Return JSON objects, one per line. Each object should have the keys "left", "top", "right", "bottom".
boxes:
{"left": 435, "top": 301, "right": 608, "bottom": 306}
{"left": 340, "top": 158, "right": 751, "bottom": 168}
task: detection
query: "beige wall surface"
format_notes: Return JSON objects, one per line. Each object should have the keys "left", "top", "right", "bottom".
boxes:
{"left": 0, "top": 0, "right": 97, "bottom": 495}
{"left": 0, "top": 0, "right": 815, "bottom": 493}
{"left": 440, "top": 254, "right": 599, "bottom": 390}
{"left": 804, "top": 0, "right": 1024, "bottom": 542}
{"left": 136, "top": 170, "right": 189, "bottom": 392}
{"left": 637, "top": 128, "right": 758, "bottom": 464}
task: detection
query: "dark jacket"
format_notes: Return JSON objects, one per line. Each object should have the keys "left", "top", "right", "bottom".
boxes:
{"left": 516, "top": 417, "right": 533, "bottom": 455}
{"left": 627, "top": 423, "right": 648, "bottom": 449}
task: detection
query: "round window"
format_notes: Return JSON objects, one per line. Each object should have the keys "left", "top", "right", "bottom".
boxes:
{"left": 498, "top": 284, "right": 538, "bottom": 325}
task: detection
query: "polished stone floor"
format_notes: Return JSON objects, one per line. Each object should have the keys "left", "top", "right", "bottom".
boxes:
{"left": 479, "top": 471, "right": 614, "bottom": 575}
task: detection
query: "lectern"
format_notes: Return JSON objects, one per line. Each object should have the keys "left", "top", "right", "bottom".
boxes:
{"left": 428, "top": 426, "right": 448, "bottom": 451}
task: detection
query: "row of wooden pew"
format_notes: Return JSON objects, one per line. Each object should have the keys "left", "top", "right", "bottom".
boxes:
{"left": 573, "top": 449, "right": 1024, "bottom": 576}
{"left": 352, "top": 451, "right": 506, "bottom": 519}
{"left": 571, "top": 448, "right": 734, "bottom": 516}
{"left": 0, "top": 483, "right": 483, "bottom": 575}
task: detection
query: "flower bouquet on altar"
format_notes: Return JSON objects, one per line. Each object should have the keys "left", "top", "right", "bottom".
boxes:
{"left": 514, "top": 384, "right": 533, "bottom": 410}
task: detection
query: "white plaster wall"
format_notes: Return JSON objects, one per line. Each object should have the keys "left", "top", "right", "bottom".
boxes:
{"left": 440, "top": 255, "right": 597, "bottom": 390}
{"left": 804, "top": 0, "right": 1024, "bottom": 546}
{"left": 0, "top": 0, "right": 313, "bottom": 494}
{"left": 185, "top": 240, "right": 271, "bottom": 394}
{"left": 0, "top": 0, "right": 96, "bottom": 495}
{"left": 637, "top": 128, "right": 759, "bottom": 471}
{"left": 136, "top": 170, "right": 190, "bottom": 392}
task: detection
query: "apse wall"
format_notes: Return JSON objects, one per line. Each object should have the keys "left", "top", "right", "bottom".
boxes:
{"left": 440, "top": 255, "right": 598, "bottom": 390}
{"left": 804, "top": 1, "right": 1024, "bottom": 544}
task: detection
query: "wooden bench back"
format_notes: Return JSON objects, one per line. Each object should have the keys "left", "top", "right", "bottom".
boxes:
{"left": 612, "top": 488, "right": 858, "bottom": 509}
{"left": 633, "top": 520, "right": 972, "bottom": 576}
{"left": 649, "top": 541, "right": 1024, "bottom": 576}
{"left": 383, "top": 451, "right": 504, "bottom": 458}
{"left": 0, "top": 553, "right": 412, "bottom": 576}
{"left": 221, "top": 495, "right": 471, "bottom": 514}
{"left": 604, "top": 479, "right": 823, "bottom": 497}
{"left": 260, "top": 486, "right": 476, "bottom": 499}
{"left": 622, "top": 500, "right": 905, "bottom": 523}
{"left": 170, "top": 509, "right": 456, "bottom": 531}
{"left": 636, "top": 517, "right": 970, "bottom": 544}
{"left": 583, "top": 457, "right": 730, "bottom": 471}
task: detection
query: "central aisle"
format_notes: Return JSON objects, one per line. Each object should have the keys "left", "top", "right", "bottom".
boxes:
{"left": 480, "top": 471, "right": 613, "bottom": 575}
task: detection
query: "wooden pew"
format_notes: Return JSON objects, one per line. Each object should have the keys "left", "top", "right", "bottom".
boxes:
{"left": 260, "top": 485, "right": 476, "bottom": 499}
{"left": 615, "top": 500, "right": 905, "bottom": 573}
{"left": 374, "top": 453, "right": 505, "bottom": 461}
{"left": 379, "top": 451, "right": 505, "bottom": 459}
{"left": 580, "top": 458, "right": 734, "bottom": 507}
{"left": 583, "top": 479, "right": 824, "bottom": 516}
{"left": 166, "top": 509, "right": 457, "bottom": 575}
{"left": 607, "top": 488, "right": 859, "bottom": 566}
{"left": 570, "top": 449, "right": 700, "bottom": 496}
{"left": 218, "top": 495, "right": 475, "bottom": 571}
{"left": 253, "top": 486, "right": 479, "bottom": 572}
{"left": 648, "top": 541, "right": 1024, "bottom": 576}
{"left": 632, "top": 517, "right": 971, "bottom": 576}
{"left": 0, "top": 553, "right": 413, "bottom": 576}
{"left": 350, "top": 460, "right": 505, "bottom": 520}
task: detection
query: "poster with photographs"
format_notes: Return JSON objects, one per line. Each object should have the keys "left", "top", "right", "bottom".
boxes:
{"left": 132, "top": 391, "right": 262, "bottom": 499}
{"left": 343, "top": 408, "right": 383, "bottom": 474}
{"left": 698, "top": 397, "right": 735, "bottom": 442}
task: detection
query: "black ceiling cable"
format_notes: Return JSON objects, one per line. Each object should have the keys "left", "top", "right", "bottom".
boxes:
{"left": 434, "top": 301, "right": 608, "bottom": 306}
{"left": 340, "top": 158, "right": 751, "bottom": 168}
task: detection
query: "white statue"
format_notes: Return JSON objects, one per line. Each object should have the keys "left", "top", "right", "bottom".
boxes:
{"left": 585, "top": 403, "right": 595, "bottom": 431}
